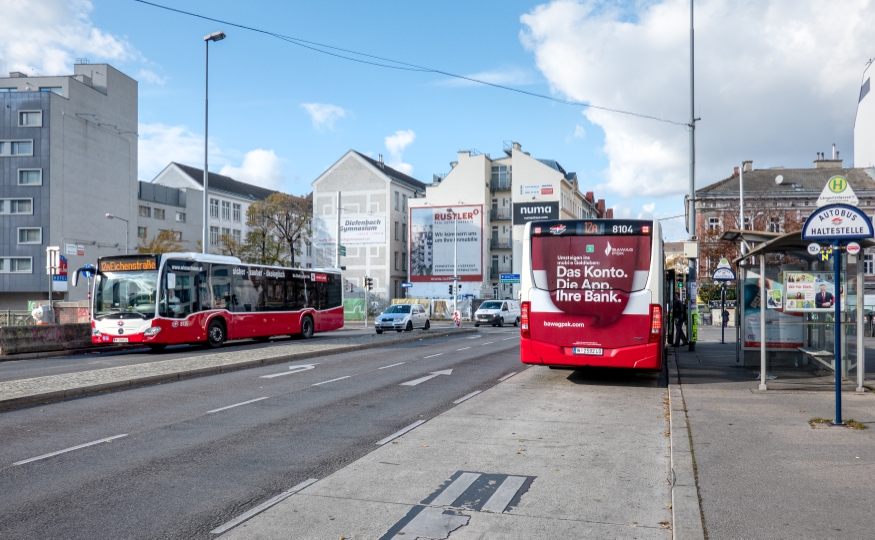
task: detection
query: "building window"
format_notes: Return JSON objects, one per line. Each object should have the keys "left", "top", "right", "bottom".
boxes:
{"left": 19, "top": 111, "right": 42, "bottom": 127}
{"left": 39, "top": 87, "right": 62, "bottom": 95}
{"left": 0, "top": 199, "right": 33, "bottom": 214}
{"left": 0, "top": 88, "right": 18, "bottom": 93}
{"left": 768, "top": 217, "right": 781, "bottom": 233}
{"left": 403, "top": 227, "right": 408, "bottom": 242}
{"left": 210, "top": 198, "right": 219, "bottom": 219}
{"left": 707, "top": 217, "right": 720, "bottom": 231}
{"left": 137, "top": 227, "right": 147, "bottom": 238}
{"left": 395, "top": 221, "right": 399, "bottom": 240}
{"left": 0, "top": 140, "right": 33, "bottom": 156}
{"left": 402, "top": 194, "right": 407, "bottom": 212}
{"left": 175, "top": 212, "right": 186, "bottom": 223}
{"left": 232, "top": 229, "right": 242, "bottom": 243}
{"left": 402, "top": 252, "right": 408, "bottom": 272}
{"left": 394, "top": 251, "right": 399, "bottom": 271}
{"left": 394, "top": 191, "right": 399, "bottom": 210}
{"left": 17, "top": 227, "right": 42, "bottom": 244}
{"left": 138, "top": 205, "right": 151, "bottom": 218}
{"left": 306, "top": 263, "right": 312, "bottom": 268}
{"left": 0, "top": 257, "right": 33, "bottom": 273}
{"left": 232, "top": 203, "right": 241, "bottom": 222}
{"left": 306, "top": 241, "right": 312, "bottom": 256}
{"left": 221, "top": 227, "right": 231, "bottom": 237}
{"left": 222, "top": 200, "right": 231, "bottom": 220}
{"left": 154, "top": 208, "right": 165, "bottom": 220}
{"left": 209, "top": 226, "right": 219, "bottom": 245}
{"left": 171, "top": 230, "right": 182, "bottom": 241}
{"left": 17, "top": 169, "right": 42, "bottom": 185}
{"left": 865, "top": 254, "right": 874, "bottom": 275}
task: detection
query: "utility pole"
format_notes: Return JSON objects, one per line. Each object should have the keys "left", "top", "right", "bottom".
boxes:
{"left": 335, "top": 191, "right": 342, "bottom": 268}
{"left": 688, "top": 0, "right": 699, "bottom": 352}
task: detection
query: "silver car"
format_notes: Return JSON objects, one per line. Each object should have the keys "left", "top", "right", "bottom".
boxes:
{"left": 375, "top": 304, "right": 430, "bottom": 334}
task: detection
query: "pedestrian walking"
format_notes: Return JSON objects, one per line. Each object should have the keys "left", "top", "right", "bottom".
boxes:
{"left": 673, "top": 293, "right": 688, "bottom": 347}
{"left": 722, "top": 309, "right": 729, "bottom": 327}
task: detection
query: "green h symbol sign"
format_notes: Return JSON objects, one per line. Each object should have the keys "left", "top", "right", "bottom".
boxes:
{"left": 829, "top": 176, "right": 847, "bottom": 193}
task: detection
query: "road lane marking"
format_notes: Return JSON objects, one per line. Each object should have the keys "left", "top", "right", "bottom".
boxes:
{"left": 379, "top": 362, "right": 405, "bottom": 369}
{"left": 376, "top": 420, "right": 426, "bottom": 445}
{"left": 259, "top": 363, "right": 319, "bottom": 379}
{"left": 453, "top": 391, "right": 482, "bottom": 404}
{"left": 502, "top": 337, "right": 517, "bottom": 341}
{"left": 466, "top": 335, "right": 482, "bottom": 339}
{"left": 480, "top": 476, "right": 528, "bottom": 513}
{"left": 498, "top": 372, "right": 518, "bottom": 382}
{"left": 431, "top": 472, "right": 481, "bottom": 506}
{"left": 456, "top": 347, "right": 471, "bottom": 351}
{"left": 482, "top": 342, "right": 494, "bottom": 345}
{"left": 400, "top": 369, "right": 453, "bottom": 386}
{"left": 14, "top": 434, "right": 129, "bottom": 466}
{"left": 312, "top": 376, "right": 351, "bottom": 386}
{"left": 207, "top": 397, "right": 269, "bottom": 414}
{"left": 210, "top": 478, "right": 318, "bottom": 534}
{"left": 423, "top": 353, "right": 443, "bottom": 359}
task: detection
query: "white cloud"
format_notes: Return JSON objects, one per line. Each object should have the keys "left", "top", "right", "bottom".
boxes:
{"left": 138, "top": 123, "right": 208, "bottom": 180}
{"left": 384, "top": 129, "right": 417, "bottom": 175}
{"left": 521, "top": 0, "right": 875, "bottom": 199}
{"left": 138, "top": 69, "right": 166, "bottom": 85}
{"left": 220, "top": 150, "right": 286, "bottom": 192}
{"left": 0, "top": 0, "right": 138, "bottom": 76}
{"left": 301, "top": 102, "right": 347, "bottom": 129}
{"left": 573, "top": 124, "right": 586, "bottom": 139}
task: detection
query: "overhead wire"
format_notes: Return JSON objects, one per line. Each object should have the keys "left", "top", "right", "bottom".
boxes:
{"left": 132, "top": 0, "right": 687, "bottom": 127}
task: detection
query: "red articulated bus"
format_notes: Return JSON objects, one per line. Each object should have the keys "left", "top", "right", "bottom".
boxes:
{"left": 83, "top": 253, "right": 343, "bottom": 350}
{"left": 519, "top": 219, "right": 665, "bottom": 370}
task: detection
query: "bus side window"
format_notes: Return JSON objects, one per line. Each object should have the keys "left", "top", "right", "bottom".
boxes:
{"left": 211, "top": 265, "right": 233, "bottom": 310}
{"left": 196, "top": 266, "right": 211, "bottom": 312}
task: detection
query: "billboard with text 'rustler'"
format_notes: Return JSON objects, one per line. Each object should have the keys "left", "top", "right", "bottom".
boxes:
{"left": 410, "top": 205, "right": 483, "bottom": 282}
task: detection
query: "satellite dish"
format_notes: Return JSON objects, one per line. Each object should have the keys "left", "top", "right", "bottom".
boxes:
{"left": 775, "top": 175, "right": 784, "bottom": 185}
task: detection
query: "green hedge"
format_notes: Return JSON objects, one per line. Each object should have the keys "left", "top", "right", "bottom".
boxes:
{"left": 698, "top": 281, "right": 736, "bottom": 302}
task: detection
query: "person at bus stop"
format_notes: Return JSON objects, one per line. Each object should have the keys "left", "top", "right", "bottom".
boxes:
{"left": 673, "top": 293, "right": 688, "bottom": 347}
{"left": 722, "top": 309, "right": 729, "bottom": 327}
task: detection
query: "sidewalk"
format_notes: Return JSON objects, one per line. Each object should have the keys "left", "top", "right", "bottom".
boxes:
{"left": 0, "top": 329, "right": 475, "bottom": 411}
{"left": 217, "top": 362, "right": 674, "bottom": 539}
{"left": 676, "top": 327, "right": 875, "bottom": 539}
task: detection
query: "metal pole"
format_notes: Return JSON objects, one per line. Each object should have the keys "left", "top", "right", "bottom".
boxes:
{"left": 203, "top": 38, "right": 210, "bottom": 254}
{"left": 721, "top": 282, "right": 725, "bottom": 344}
{"left": 760, "top": 254, "right": 767, "bottom": 390}
{"left": 125, "top": 223, "right": 129, "bottom": 255}
{"left": 335, "top": 191, "right": 341, "bottom": 268}
{"left": 739, "top": 165, "right": 745, "bottom": 251}
{"left": 453, "top": 212, "right": 458, "bottom": 317}
{"left": 687, "top": 0, "right": 697, "bottom": 352}
{"left": 364, "top": 284, "right": 368, "bottom": 329}
{"left": 833, "top": 240, "right": 844, "bottom": 424}
{"left": 857, "top": 252, "right": 865, "bottom": 392}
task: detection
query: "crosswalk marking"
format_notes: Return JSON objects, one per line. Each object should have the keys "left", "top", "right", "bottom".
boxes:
{"left": 480, "top": 475, "right": 528, "bottom": 513}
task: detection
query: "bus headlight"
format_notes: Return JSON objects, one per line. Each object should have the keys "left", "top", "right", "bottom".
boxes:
{"left": 92, "top": 328, "right": 101, "bottom": 336}
{"left": 144, "top": 327, "right": 162, "bottom": 337}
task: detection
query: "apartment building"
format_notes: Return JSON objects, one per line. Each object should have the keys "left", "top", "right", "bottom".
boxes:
{"left": 0, "top": 63, "right": 138, "bottom": 309}
{"left": 136, "top": 181, "right": 202, "bottom": 250}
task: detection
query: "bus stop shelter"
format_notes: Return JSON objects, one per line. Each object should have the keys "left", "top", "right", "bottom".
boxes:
{"left": 725, "top": 229, "right": 872, "bottom": 392}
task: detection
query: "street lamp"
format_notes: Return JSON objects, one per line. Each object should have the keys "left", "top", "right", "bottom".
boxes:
{"left": 447, "top": 208, "right": 458, "bottom": 319}
{"left": 203, "top": 30, "right": 226, "bottom": 254}
{"left": 105, "top": 213, "right": 129, "bottom": 254}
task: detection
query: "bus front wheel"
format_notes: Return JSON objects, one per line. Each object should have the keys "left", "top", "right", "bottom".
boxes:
{"left": 206, "top": 320, "right": 226, "bottom": 348}
{"left": 300, "top": 316, "right": 314, "bottom": 339}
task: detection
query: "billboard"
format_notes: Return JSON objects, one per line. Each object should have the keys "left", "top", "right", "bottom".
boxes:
{"left": 410, "top": 204, "right": 482, "bottom": 282}
{"left": 513, "top": 201, "right": 559, "bottom": 225}
{"left": 784, "top": 271, "right": 845, "bottom": 312}
{"left": 314, "top": 214, "right": 386, "bottom": 245}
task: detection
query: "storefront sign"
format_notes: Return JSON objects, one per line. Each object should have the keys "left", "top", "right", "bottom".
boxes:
{"left": 513, "top": 201, "right": 559, "bottom": 225}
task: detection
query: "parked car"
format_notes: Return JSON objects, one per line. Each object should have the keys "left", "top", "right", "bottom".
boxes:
{"left": 474, "top": 300, "right": 520, "bottom": 327}
{"left": 375, "top": 304, "right": 430, "bottom": 334}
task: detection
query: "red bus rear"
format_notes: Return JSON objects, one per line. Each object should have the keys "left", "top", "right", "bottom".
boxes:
{"left": 520, "top": 219, "right": 664, "bottom": 370}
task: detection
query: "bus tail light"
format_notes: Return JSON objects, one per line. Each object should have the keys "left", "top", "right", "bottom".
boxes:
{"left": 521, "top": 301, "right": 531, "bottom": 339}
{"left": 649, "top": 304, "right": 662, "bottom": 343}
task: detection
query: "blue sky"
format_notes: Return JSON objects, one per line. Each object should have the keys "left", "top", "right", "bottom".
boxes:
{"left": 2, "top": 0, "right": 874, "bottom": 241}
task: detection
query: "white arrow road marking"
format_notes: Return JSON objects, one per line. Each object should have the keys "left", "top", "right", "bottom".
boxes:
{"left": 208, "top": 397, "right": 269, "bottom": 414}
{"left": 259, "top": 363, "right": 320, "bottom": 379}
{"left": 400, "top": 369, "right": 453, "bottom": 386}
{"left": 14, "top": 434, "right": 128, "bottom": 466}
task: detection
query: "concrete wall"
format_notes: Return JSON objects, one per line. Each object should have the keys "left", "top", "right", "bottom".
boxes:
{"left": 0, "top": 323, "right": 92, "bottom": 356}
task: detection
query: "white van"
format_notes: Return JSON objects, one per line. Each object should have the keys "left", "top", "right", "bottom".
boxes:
{"left": 474, "top": 300, "right": 520, "bottom": 327}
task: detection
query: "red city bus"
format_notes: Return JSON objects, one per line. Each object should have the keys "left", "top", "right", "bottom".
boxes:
{"left": 519, "top": 219, "right": 665, "bottom": 370}
{"left": 81, "top": 253, "right": 344, "bottom": 350}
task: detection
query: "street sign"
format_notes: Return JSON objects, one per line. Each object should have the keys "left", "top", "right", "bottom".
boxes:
{"left": 712, "top": 267, "right": 736, "bottom": 281}
{"left": 847, "top": 242, "right": 861, "bottom": 255}
{"left": 801, "top": 204, "right": 874, "bottom": 241}
{"left": 400, "top": 282, "right": 413, "bottom": 288}
{"left": 339, "top": 245, "right": 346, "bottom": 256}
{"left": 499, "top": 273, "right": 521, "bottom": 283}
{"left": 816, "top": 175, "right": 858, "bottom": 207}
{"left": 807, "top": 242, "right": 821, "bottom": 255}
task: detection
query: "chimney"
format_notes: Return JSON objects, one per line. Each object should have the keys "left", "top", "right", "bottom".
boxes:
{"left": 378, "top": 154, "right": 384, "bottom": 168}
{"left": 606, "top": 208, "right": 614, "bottom": 218}
{"left": 814, "top": 148, "right": 843, "bottom": 169}
{"left": 742, "top": 161, "right": 753, "bottom": 172}
{"left": 832, "top": 143, "right": 836, "bottom": 159}
{"left": 585, "top": 191, "right": 594, "bottom": 202}
{"left": 596, "top": 199, "right": 606, "bottom": 217}
{"left": 512, "top": 142, "right": 522, "bottom": 151}
{"left": 733, "top": 166, "right": 739, "bottom": 176}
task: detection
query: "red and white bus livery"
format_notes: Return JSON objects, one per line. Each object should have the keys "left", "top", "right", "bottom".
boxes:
{"left": 84, "top": 253, "right": 343, "bottom": 350}
{"left": 519, "top": 219, "right": 665, "bottom": 370}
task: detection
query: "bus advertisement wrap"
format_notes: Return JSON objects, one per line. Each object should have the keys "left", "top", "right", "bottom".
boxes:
{"left": 409, "top": 205, "right": 483, "bottom": 282}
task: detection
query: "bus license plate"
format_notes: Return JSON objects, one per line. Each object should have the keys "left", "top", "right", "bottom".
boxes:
{"left": 113, "top": 338, "right": 129, "bottom": 343}
{"left": 573, "top": 347, "right": 603, "bottom": 356}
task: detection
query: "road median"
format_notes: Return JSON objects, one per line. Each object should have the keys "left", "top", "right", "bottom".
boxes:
{"left": 0, "top": 328, "right": 477, "bottom": 411}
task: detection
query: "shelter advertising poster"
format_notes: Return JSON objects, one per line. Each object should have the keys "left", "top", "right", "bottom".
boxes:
{"left": 783, "top": 272, "right": 845, "bottom": 312}
{"left": 410, "top": 205, "right": 483, "bottom": 282}
{"left": 743, "top": 270, "right": 804, "bottom": 350}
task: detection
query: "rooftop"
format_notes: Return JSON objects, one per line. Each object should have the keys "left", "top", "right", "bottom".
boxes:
{"left": 173, "top": 162, "right": 278, "bottom": 201}
{"left": 355, "top": 151, "right": 427, "bottom": 192}
{"left": 698, "top": 166, "right": 875, "bottom": 195}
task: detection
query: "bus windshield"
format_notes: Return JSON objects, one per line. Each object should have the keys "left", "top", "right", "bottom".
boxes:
{"left": 93, "top": 271, "right": 159, "bottom": 319}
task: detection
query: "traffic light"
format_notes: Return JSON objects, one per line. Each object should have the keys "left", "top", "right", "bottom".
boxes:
{"left": 448, "top": 284, "right": 454, "bottom": 295}
{"left": 365, "top": 276, "right": 373, "bottom": 291}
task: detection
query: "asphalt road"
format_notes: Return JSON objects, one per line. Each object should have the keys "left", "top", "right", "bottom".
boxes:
{"left": 0, "top": 327, "right": 521, "bottom": 539}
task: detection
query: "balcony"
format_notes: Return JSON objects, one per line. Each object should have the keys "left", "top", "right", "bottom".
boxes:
{"left": 489, "top": 266, "right": 514, "bottom": 279}
{"left": 490, "top": 179, "right": 512, "bottom": 192}
{"left": 490, "top": 236, "right": 512, "bottom": 249}
{"left": 490, "top": 207, "right": 512, "bottom": 221}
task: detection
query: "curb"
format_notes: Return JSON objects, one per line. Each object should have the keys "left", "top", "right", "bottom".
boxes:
{"left": 0, "top": 329, "right": 479, "bottom": 412}
{"left": 668, "top": 349, "right": 706, "bottom": 540}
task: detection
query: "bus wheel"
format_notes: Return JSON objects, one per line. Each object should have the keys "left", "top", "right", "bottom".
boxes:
{"left": 300, "top": 316, "right": 314, "bottom": 339}
{"left": 206, "top": 320, "right": 226, "bottom": 348}
{"left": 147, "top": 343, "right": 167, "bottom": 352}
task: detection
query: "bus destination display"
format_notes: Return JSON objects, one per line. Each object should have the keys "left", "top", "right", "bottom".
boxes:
{"left": 531, "top": 220, "right": 652, "bottom": 237}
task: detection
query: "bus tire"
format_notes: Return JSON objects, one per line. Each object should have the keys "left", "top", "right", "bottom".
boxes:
{"left": 300, "top": 316, "right": 314, "bottom": 339}
{"left": 206, "top": 319, "right": 226, "bottom": 348}
{"left": 147, "top": 343, "right": 167, "bottom": 352}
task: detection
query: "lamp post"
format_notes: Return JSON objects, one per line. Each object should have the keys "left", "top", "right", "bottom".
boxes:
{"left": 447, "top": 208, "right": 458, "bottom": 319}
{"left": 105, "top": 213, "right": 129, "bottom": 254}
{"left": 203, "top": 30, "right": 226, "bottom": 254}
